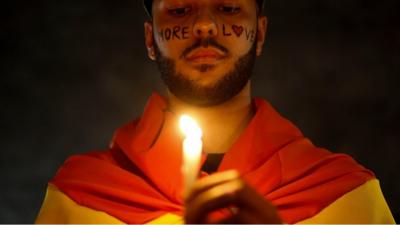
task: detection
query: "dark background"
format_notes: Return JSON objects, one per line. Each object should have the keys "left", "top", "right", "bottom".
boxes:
{"left": 2, "top": 0, "right": 399, "bottom": 223}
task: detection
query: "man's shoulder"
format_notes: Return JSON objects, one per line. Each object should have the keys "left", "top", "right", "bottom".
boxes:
{"left": 276, "top": 137, "right": 374, "bottom": 182}
{"left": 35, "top": 184, "right": 125, "bottom": 224}
{"left": 297, "top": 178, "right": 395, "bottom": 224}
{"left": 267, "top": 137, "right": 377, "bottom": 223}
{"left": 109, "top": 118, "right": 141, "bottom": 149}
{"left": 52, "top": 117, "right": 144, "bottom": 183}
{"left": 252, "top": 97, "right": 374, "bottom": 180}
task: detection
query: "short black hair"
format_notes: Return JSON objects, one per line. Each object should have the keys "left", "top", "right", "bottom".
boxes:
{"left": 143, "top": 0, "right": 265, "bottom": 17}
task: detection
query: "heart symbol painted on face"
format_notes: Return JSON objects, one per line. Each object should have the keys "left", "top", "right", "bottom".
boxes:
{"left": 232, "top": 25, "right": 244, "bottom": 37}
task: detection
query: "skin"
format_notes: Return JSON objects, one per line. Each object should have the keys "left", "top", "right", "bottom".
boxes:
{"left": 144, "top": 0, "right": 281, "bottom": 223}
{"left": 185, "top": 170, "right": 282, "bottom": 224}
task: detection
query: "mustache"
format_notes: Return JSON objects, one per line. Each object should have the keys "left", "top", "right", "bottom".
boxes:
{"left": 180, "top": 38, "right": 229, "bottom": 59}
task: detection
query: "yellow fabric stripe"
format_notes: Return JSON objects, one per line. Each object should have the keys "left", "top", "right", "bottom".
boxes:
{"left": 297, "top": 179, "right": 395, "bottom": 224}
{"left": 35, "top": 184, "right": 184, "bottom": 224}
{"left": 146, "top": 213, "right": 183, "bottom": 224}
{"left": 36, "top": 179, "right": 394, "bottom": 224}
{"left": 35, "top": 184, "right": 124, "bottom": 224}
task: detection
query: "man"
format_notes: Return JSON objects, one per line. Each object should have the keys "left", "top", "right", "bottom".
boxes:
{"left": 36, "top": 0, "right": 395, "bottom": 223}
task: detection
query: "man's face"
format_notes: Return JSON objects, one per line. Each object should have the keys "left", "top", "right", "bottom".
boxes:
{"left": 145, "top": 0, "right": 267, "bottom": 106}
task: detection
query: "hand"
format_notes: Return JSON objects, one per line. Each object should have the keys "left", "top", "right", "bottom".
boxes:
{"left": 184, "top": 170, "right": 282, "bottom": 224}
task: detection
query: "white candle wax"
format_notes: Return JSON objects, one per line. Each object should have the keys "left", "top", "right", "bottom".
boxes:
{"left": 183, "top": 137, "right": 202, "bottom": 194}
{"left": 180, "top": 115, "right": 203, "bottom": 197}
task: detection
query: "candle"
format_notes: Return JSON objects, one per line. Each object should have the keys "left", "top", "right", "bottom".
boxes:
{"left": 179, "top": 115, "right": 203, "bottom": 197}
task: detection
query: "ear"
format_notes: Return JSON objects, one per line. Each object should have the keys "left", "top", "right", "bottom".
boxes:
{"left": 144, "top": 21, "right": 156, "bottom": 61}
{"left": 256, "top": 16, "right": 268, "bottom": 56}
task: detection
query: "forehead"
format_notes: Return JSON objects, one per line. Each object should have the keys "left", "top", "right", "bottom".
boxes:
{"left": 147, "top": 0, "right": 261, "bottom": 18}
{"left": 153, "top": 0, "right": 255, "bottom": 6}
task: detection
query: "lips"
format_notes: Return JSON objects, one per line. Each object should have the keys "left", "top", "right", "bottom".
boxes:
{"left": 185, "top": 48, "right": 225, "bottom": 62}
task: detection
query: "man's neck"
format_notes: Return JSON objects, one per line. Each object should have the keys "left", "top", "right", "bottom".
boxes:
{"left": 168, "top": 82, "right": 254, "bottom": 154}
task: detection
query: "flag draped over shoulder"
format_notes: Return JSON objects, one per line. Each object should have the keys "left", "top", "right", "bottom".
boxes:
{"left": 51, "top": 93, "right": 374, "bottom": 224}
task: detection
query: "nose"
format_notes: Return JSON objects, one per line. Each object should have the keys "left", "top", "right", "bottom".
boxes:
{"left": 193, "top": 12, "right": 218, "bottom": 39}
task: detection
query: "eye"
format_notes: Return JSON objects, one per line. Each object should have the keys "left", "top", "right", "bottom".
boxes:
{"left": 218, "top": 5, "right": 241, "bottom": 14}
{"left": 168, "top": 7, "right": 191, "bottom": 17}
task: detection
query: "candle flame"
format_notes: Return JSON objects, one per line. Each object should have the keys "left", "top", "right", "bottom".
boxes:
{"left": 179, "top": 115, "right": 202, "bottom": 139}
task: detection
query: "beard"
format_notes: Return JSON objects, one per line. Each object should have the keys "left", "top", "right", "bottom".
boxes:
{"left": 154, "top": 38, "right": 257, "bottom": 107}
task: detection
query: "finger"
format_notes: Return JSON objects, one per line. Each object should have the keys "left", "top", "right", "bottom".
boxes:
{"left": 215, "top": 214, "right": 241, "bottom": 224}
{"left": 233, "top": 182, "right": 279, "bottom": 216}
{"left": 214, "top": 208, "right": 267, "bottom": 224}
{"left": 218, "top": 207, "right": 280, "bottom": 224}
{"left": 220, "top": 181, "right": 282, "bottom": 223}
{"left": 185, "top": 179, "right": 243, "bottom": 224}
{"left": 185, "top": 170, "right": 239, "bottom": 203}
{"left": 185, "top": 177, "right": 282, "bottom": 224}
{"left": 237, "top": 207, "right": 280, "bottom": 224}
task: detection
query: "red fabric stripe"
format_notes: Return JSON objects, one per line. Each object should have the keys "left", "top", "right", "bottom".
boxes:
{"left": 51, "top": 93, "right": 374, "bottom": 224}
